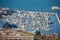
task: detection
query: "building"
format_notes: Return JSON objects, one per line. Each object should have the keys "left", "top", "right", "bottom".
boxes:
{"left": 42, "top": 34, "right": 59, "bottom": 40}
{"left": 0, "top": 28, "right": 35, "bottom": 40}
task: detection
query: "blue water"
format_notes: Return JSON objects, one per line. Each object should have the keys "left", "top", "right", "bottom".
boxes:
{"left": 0, "top": 0, "right": 60, "bottom": 11}
{"left": 0, "top": 0, "right": 60, "bottom": 17}
{"left": 0, "top": 0, "right": 60, "bottom": 37}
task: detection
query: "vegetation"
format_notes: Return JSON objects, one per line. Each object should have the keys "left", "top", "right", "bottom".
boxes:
{"left": 34, "top": 31, "right": 41, "bottom": 40}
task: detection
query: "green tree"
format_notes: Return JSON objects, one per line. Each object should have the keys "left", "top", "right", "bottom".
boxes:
{"left": 34, "top": 31, "right": 41, "bottom": 40}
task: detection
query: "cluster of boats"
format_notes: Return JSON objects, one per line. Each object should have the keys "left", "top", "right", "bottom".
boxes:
{"left": 0, "top": 7, "right": 55, "bottom": 33}
{"left": 0, "top": 7, "right": 60, "bottom": 40}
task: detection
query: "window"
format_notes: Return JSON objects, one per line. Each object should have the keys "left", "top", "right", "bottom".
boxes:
{"left": 9, "top": 39, "right": 13, "bottom": 40}
{"left": 14, "top": 39, "right": 17, "bottom": 40}
{"left": 19, "top": 39, "right": 22, "bottom": 40}
{"left": 5, "top": 39, "right": 8, "bottom": 40}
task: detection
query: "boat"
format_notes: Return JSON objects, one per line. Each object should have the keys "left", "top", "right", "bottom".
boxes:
{"left": 48, "top": 21, "right": 54, "bottom": 25}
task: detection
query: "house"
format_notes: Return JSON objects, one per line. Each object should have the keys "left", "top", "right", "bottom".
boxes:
{"left": 0, "top": 28, "right": 35, "bottom": 40}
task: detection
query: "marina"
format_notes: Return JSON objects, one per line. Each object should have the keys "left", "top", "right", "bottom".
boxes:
{"left": 0, "top": 7, "right": 60, "bottom": 40}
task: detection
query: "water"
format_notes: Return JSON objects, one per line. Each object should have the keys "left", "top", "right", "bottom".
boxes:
{"left": 0, "top": 0, "right": 60, "bottom": 37}
{"left": 0, "top": 0, "right": 60, "bottom": 11}
{"left": 0, "top": 0, "right": 60, "bottom": 17}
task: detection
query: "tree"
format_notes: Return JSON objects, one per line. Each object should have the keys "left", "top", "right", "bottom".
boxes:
{"left": 34, "top": 31, "right": 41, "bottom": 40}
